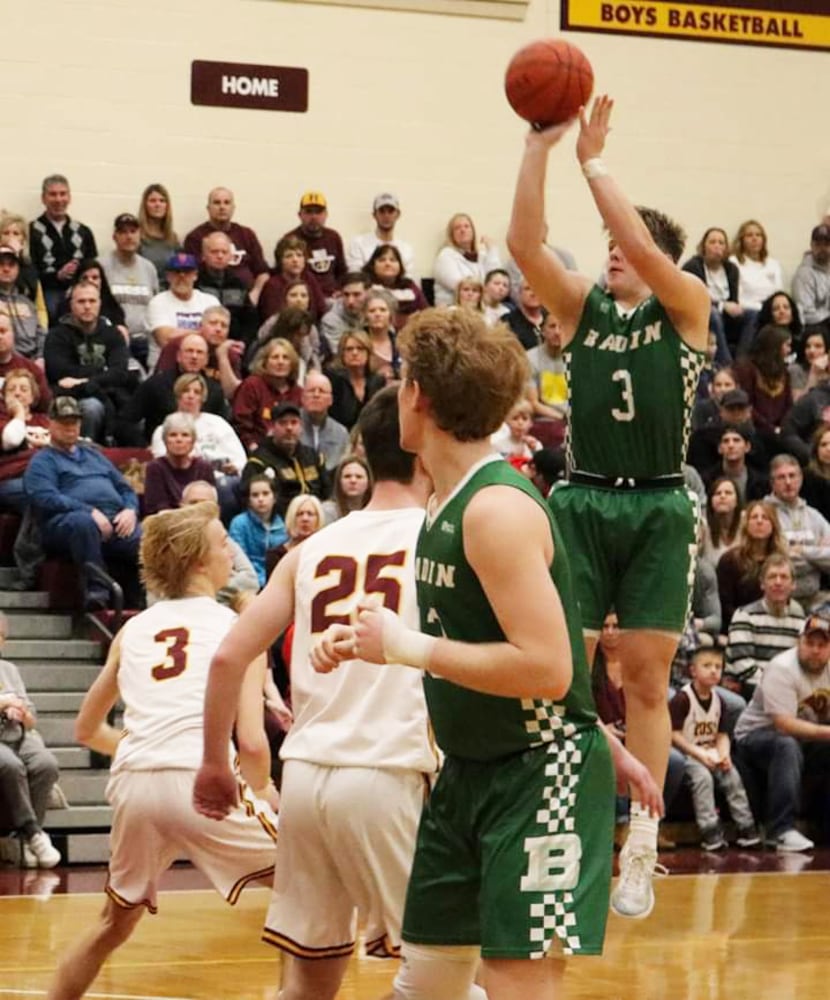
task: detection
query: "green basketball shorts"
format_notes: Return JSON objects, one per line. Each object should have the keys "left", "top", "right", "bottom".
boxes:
{"left": 401, "top": 726, "right": 614, "bottom": 958}
{"left": 549, "top": 481, "right": 699, "bottom": 633}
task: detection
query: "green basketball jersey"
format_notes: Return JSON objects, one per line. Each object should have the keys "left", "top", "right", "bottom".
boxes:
{"left": 415, "top": 457, "right": 597, "bottom": 762}
{"left": 565, "top": 286, "right": 705, "bottom": 479}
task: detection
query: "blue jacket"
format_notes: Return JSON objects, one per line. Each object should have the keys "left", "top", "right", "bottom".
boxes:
{"left": 24, "top": 444, "right": 139, "bottom": 524}
{"left": 229, "top": 509, "right": 288, "bottom": 587}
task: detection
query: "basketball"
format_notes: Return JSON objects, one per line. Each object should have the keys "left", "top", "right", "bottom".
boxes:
{"left": 504, "top": 38, "right": 594, "bottom": 129}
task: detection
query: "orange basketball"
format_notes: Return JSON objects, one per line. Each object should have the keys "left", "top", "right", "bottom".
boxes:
{"left": 505, "top": 38, "right": 594, "bottom": 129}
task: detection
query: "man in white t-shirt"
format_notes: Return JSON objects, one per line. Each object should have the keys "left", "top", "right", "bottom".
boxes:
{"left": 734, "top": 611, "right": 830, "bottom": 853}
{"left": 47, "top": 501, "right": 277, "bottom": 1000}
{"left": 345, "top": 192, "right": 417, "bottom": 278}
{"left": 145, "top": 251, "right": 220, "bottom": 370}
{"left": 195, "top": 387, "right": 484, "bottom": 1000}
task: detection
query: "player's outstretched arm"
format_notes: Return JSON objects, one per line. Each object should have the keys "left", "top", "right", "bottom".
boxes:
{"left": 576, "top": 95, "right": 709, "bottom": 348}
{"left": 195, "top": 548, "right": 298, "bottom": 820}
{"left": 74, "top": 631, "right": 123, "bottom": 756}
{"left": 507, "top": 122, "right": 591, "bottom": 339}
{"left": 355, "top": 487, "right": 573, "bottom": 700}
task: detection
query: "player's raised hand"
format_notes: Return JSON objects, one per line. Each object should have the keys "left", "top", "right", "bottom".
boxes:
{"left": 193, "top": 762, "right": 239, "bottom": 820}
{"left": 576, "top": 93, "right": 613, "bottom": 164}
{"left": 310, "top": 623, "right": 357, "bottom": 673}
{"left": 526, "top": 117, "right": 577, "bottom": 150}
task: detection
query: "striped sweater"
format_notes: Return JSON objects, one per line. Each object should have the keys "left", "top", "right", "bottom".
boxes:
{"left": 725, "top": 598, "right": 805, "bottom": 687}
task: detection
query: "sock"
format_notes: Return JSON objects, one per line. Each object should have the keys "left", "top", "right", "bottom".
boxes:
{"left": 626, "top": 802, "right": 658, "bottom": 851}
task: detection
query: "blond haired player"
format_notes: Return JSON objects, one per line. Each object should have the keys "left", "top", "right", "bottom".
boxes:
{"left": 48, "top": 502, "right": 277, "bottom": 1000}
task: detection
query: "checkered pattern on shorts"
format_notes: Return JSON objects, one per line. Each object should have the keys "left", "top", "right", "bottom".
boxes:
{"left": 527, "top": 736, "right": 583, "bottom": 957}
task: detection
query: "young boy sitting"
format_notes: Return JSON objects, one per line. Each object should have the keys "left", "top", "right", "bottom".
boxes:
{"left": 670, "top": 644, "right": 761, "bottom": 850}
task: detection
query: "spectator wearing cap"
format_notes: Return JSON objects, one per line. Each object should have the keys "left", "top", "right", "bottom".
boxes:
{"left": 43, "top": 282, "right": 135, "bottom": 443}
{"left": 703, "top": 423, "right": 769, "bottom": 504}
{"left": 241, "top": 401, "right": 330, "bottom": 517}
{"left": 257, "top": 235, "right": 327, "bottom": 324}
{"left": 792, "top": 224, "right": 830, "bottom": 334}
{"left": 687, "top": 386, "right": 768, "bottom": 475}
{"left": 0, "top": 314, "right": 50, "bottom": 416}
{"left": 145, "top": 252, "right": 220, "bottom": 371}
{"left": 183, "top": 187, "right": 270, "bottom": 305}
{"left": 23, "top": 396, "right": 141, "bottom": 610}
{"left": 101, "top": 213, "right": 160, "bottom": 369}
{"left": 115, "top": 332, "right": 226, "bottom": 446}
{"left": 733, "top": 610, "right": 830, "bottom": 852}
{"left": 765, "top": 453, "right": 830, "bottom": 609}
{"left": 0, "top": 245, "right": 45, "bottom": 361}
{"left": 279, "top": 192, "right": 346, "bottom": 300}
{"left": 345, "top": 193, "right": 416, "bottom": 277}
{"left": 195, "top": 232, "right": 258, "bottom": 344}
{"left": 29, "top": 175, "right": 98, "bottom": 326}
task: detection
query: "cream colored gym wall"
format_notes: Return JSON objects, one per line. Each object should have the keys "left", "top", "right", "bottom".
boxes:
{"left": 1, "top": 0, "right": 826, "bottom": 280}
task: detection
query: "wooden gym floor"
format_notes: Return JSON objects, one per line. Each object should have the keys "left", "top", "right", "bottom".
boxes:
{"left": 1, "top": 851, "right": 828, "bottom": 1000}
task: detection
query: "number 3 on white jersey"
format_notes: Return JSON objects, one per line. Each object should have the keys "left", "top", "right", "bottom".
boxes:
{"left": 611, "top": 369, "right": 635, "bottom": 422}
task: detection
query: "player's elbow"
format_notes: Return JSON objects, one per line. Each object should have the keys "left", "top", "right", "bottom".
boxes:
{"left": 74, "top": 717, "right": 96, "bottom": 747}
{"left": 536, "top": 655, "right": 573, "bottom": 701}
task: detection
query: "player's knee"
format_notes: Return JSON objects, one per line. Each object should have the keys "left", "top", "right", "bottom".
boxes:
{"left": 392, "top": 942, "right": 480, "bottom": 1000}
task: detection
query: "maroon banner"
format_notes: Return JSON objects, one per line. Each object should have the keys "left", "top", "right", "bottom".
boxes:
{"left": 191, "top": 60, "right": 308, "bottom": 113}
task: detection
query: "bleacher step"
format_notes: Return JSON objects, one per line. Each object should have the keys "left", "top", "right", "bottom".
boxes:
{"left": 4, "top": 613, "right": 73, "bottom": 638}
{"left": 4, "top": 638, "right": 101, "bottom": 660}
{"left": 32, "top": 691, "right": 85, "bottom": 713}
{"left": 19, "top": 663, "right": 101, "bottom": 691}
{"left": 37, "top": 716, "right": 81, "bottom": 744}
{"left": 57, "top": 770, "right": 111, "bottom": 804}
{"left": 62, "top": 832, "right": 111, "bottom": 866}
{"left": 45, "top": 804, "right": 113, "bottom": 829}
{"left": 0, "top": 590, "right": 50, "bottom": 609}
{"left": 52, "top": 746, "right": 93, "bottom": 769}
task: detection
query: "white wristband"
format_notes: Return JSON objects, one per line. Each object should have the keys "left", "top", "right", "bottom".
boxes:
{"left": 385, "top": 620, "right": 437, "bottom": 671}
{"left": 581, "top": 157, "right": 608, "bottom": 181}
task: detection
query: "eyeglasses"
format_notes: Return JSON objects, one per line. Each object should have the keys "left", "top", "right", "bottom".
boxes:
{"left": 344, "top": 345, "right": 368, "bottom": 353}
{"left": 304, "top": 388, "right": 331, "bottom": 396}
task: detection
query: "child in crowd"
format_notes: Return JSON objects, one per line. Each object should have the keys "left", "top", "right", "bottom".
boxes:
{"left": 670, "top": 645, "right": 760, "bottom": 850}
{"left": 454, "top": 277, "right": 484, "bottom": 312}
{"left": 229, "top": 475, "right": 288, "bottom": 588}
{"left": 481, "top": 268, "right": 512, "bottom": 326}
{"left": 490, "top": 397, "right": 541, "bottom": 459}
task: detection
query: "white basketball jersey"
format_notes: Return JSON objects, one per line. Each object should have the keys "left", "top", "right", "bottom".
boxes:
{"left": 112, "top": 597, "right": 237, "bottom": 773}
{"left": 283, "top": 506, "right": 437, "bottom": 772}
{"left": 679, "top": 681, "right": 722, "bottom": 749}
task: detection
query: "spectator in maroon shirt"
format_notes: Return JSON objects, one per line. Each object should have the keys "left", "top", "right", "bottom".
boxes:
{"left": 0, "top": 313, "right": 51, "bottom": 415}
{"left": 278, "top": 191, "right": 346, "bottom": 300}
{"left": 142, "top": 412, "right": 216, "bottom": 514}
{"left": 183, "top": 187, "right": 269, "bottom": 305}
{"left": 258, "top": 235, "right": 327, "bottom": 323}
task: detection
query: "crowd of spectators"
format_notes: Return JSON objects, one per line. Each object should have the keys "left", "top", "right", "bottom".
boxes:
{"left": 1, "top": 173, "right": 829, "bottom": 853}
